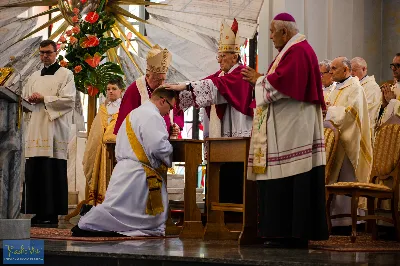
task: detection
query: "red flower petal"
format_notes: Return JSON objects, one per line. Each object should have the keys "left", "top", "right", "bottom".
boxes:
{"left": 87, "top": 85, "right": 99, "bottom": 96}
{"left": 85, "top": 12, "right": 99, "bottom": 24}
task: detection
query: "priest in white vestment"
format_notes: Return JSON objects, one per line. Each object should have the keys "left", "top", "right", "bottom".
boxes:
{"left": 164, "top": 19, "right": 254, "bottom": 204}
{"left": 351, "top": 57, "right": 382, "bottom": 138}
{"left": 21, "top": 40, "right": 76, "bottom": 225}
{"left": 319, "top": 59, "right": 336, "bottom": 104}
{"left": 326, "top": 57, "right": 373, "bottom": 228}
{"left": 72, "top": 88, "right": 176, "bottom": 237}
{"left": 379, "top": 53, "right": 400, "bottom": 125}
{"left": 240, "top": 13, "right": 328, "bottom": 248}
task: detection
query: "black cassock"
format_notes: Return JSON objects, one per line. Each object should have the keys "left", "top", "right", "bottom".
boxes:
{"left": 21, "top": 63, "right": 69, "bottom": 222}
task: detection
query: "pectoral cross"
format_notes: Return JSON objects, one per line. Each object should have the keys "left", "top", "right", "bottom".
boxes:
{"left": 254, "top": 148, "right": 264, "bottom": 163}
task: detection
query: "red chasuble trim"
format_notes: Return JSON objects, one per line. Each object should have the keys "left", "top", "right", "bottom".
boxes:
{"left": 204, "top": 64, "right": 254, "bottom": 119}
{"left": 266, "top": 41, "right": 326, "bottom": 110}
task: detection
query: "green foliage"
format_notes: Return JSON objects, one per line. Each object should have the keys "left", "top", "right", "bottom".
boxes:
{"left": 59, "top": 0, "right": 124, "bottom": 96}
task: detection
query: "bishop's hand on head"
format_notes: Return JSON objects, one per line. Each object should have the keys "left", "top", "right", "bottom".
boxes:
{"left": 160, "top": 83, "right": 186, "bottom": 91}
{"left": 241, "top": 67, "right": 263, "bottom": 86}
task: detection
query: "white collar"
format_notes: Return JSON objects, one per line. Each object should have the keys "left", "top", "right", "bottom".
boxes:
{"left": 335, "top": 76, "right": 352, "bottom": 90}
{"left": 107, "top": 98, "right": 121, "bottom": 107}
{"left": 227, "top": 64, "right": 240, "bottom": 74}
{"left": 359, "top": 75, "right": 367, "bottom": 83}
{"left": 324, "top": 82, "right": 336, "bottom": 90}
{"left": 44, "top": 60, "right": 57, "bottom": 68}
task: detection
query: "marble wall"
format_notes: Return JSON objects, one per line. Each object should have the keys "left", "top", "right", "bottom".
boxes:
{"left": 382, "top": 0, "right": 400, "bottom": 82}
{"left": 258, "top": 0, "right": 399, "bottom": 84}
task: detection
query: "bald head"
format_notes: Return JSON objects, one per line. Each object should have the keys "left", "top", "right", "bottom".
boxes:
{"left": 330, "top": 57, "right": 352, "bottom": 82}
{"left": 351, "top": 57, "right": 368, "bottom": 81}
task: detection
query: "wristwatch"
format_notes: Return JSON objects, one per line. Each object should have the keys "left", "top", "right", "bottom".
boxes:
{"left": 185, "top": 82, "right": 191, "bottom": 91}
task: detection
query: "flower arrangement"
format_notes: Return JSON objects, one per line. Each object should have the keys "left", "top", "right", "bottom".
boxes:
{"left": 57, "top": 0, "right": 125, "bottom": 96}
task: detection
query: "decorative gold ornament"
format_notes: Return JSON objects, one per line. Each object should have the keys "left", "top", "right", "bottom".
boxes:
{"left": 0, "top": 68, "right": 14, "bottom": 86}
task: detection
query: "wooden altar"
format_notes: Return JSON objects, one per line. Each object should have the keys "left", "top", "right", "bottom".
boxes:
{"left": 105, "top": 139, "right": 204, "bottom": 238}
{"left": 203, "top": 137, "right": 262, "bottom": 245}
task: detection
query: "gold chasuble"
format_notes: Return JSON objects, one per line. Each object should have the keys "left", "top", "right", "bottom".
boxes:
{"left": 83, "top": 104, "right": 119, "bottom": 205}
{"left": 326, "top": 77, "right": 373, "bottom": 184}
{"left": 125, "top": 113, "right": 167, "bottom": 215}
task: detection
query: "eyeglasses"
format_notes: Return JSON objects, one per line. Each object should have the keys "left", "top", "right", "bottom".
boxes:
{"left": 320, "top": 71, "right": 330, "bottom": 76}
{"left": 39, "top": 51, "right": 56, "bottom": 55}
{"left": 160, "top": 97, "right": 174, "bottom": 110}
{"left": 216, "top": 54, "right": 227, "bottom": 60}
{"left": 390, "top": 63, "right": 400, "bottom": 70}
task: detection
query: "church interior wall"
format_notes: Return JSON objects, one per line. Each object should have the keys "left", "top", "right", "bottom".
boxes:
{"left": 382, "top": 0, "right": 400, "bottom": 82}
{"left": 258, "top": 0, "right": 398, "bottom": 84}
{"left": 363, "top": 0, "right": 383, "bottom": 83}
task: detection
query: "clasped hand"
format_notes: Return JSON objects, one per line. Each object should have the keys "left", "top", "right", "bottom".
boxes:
{"left": 171, "top": 123, "right": 180, "bottom": 138}
{"left": 28, "top": 92, "right": 44, "bottom": 104}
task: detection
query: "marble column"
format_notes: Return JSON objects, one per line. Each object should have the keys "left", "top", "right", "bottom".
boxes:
{"left": 0, "top": 86, "right": 32, "bottom": 239}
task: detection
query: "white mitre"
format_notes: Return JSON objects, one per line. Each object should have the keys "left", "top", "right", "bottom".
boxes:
{"left": 146, "top": 44, "right": 172, "bottom": 74}
{"left": 218, "top": 18, "right": 240, "bottom": 53}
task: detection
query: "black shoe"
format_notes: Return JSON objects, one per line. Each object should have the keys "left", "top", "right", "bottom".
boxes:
{"left": 71, "top": 225, "right": 124, "bottom": 237}
{"left": 31, "top": 216, "right": 39, "bottom": 225}
{"left": 286, "top": 238, "right": 309, "bottom": 249}
{"left": 263, "top": 239, "right": 286, "bottom": 248}
{"left": 80, "top": 204, "right": 93, "bottom": 216}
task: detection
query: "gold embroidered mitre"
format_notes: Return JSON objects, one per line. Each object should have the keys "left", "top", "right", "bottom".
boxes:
{"left": 146, "top": 44, "right": 172, "bottom": 74}
{"left": 218, "top": 18, "right": 240, "bottom": 53}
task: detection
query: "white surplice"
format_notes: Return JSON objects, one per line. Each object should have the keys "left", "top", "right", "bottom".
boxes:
{"left": 106, "top": 98, "right": 121, "bottom": 123}
{"left": 247, "top": 76, "right": 326, "bottom": 181}
{"left": 326, "top": 76, "right": 372, "bottom": 226}
{"left": 23, "top": 67, "right": 76, "bottom": 160}
{"left": 323, "top": 82, "right": 336, "bottom": 104}
{"left": 359, "top": 75, "right": 382, "bottom": 138}
{"left": 78, "top": 101, "right": 173, "bottom": 236}
{"left": 179, "top": 64, "right": 253, "bottom": 138}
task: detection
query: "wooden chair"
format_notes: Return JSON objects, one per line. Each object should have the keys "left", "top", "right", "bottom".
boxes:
{"left": 325, "top": 115, "right": 400, "bottom": 243}
{"left": 323, "top": 120, "right": 340, "bottom": 184}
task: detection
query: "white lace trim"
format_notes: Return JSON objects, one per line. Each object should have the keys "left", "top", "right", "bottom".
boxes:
{"left": 192, "top": 80, "right": 214, "bottom": 108}
{"left": 222, "top": 129, "right": 252, "bottom": 137}
{"left": 179, "top": 90, "right": 194, "bottom": 110}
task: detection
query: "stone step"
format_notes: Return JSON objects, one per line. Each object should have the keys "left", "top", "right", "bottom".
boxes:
{"left": 167, "top": 188, "right": 204, "bottom": 202}
{"left": 167, "top": 174, "right": 184, "bottom": 188}
{"left": 167, "top": 174, "right": 184, "bottom": 180}
{"left": 68, "top": 191, "right": 79, "bottom": 205}
{"left": 167, "top": 188, "right": 204, "bottom": 193}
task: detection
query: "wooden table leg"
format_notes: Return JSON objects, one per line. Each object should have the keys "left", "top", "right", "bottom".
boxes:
{"left": 239, "top": 179, "right": 263, "bottom": 245}
{"left": 165, "top": 174, "right": 182, "bottom": 236}
{"left": 180, "top": 143, "right": 204, "bottom": 238}
{"left": 203, "top": 162, "right": 239, "bottom": 240}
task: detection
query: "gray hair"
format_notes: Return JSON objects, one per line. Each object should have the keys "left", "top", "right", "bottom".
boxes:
{"left": 342, "top": 57, "right": 352, "bottom": 72}
{"left": 319, "top": 59, "right": 332, "bottom": 72}
{"left": 351, "top": 57, "right": 367, "bottom": 68}
{"left": 272, "top": 20, "right": 299, "bottom": 34}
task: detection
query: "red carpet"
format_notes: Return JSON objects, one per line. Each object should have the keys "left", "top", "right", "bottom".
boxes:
{"left": 310, "top": 234, "right": 400, "bottom": 252}
{"left": 31, "top": 227, "right": 176, "bottom": 242}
